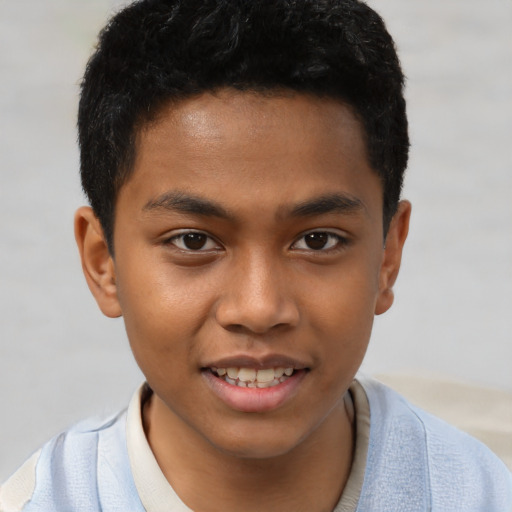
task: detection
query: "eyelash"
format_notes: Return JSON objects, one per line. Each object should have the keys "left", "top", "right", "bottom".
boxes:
{"left": 165, "top": 231, "right": 221, "bottom": 252}
{"left": 164, "top": 229, "right": 348, "bottom": 254}
{"left": 290, "top": 231, "right": 349, "bottom": 253}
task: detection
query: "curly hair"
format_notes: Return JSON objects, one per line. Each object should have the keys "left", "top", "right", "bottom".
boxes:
{"left": 78, "top": 0, "right": 408, "bottom": 250}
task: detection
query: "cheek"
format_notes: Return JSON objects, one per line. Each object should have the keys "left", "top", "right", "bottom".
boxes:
{"left": 114, "top": 261, "right": 213, "bottom": 375}
{"left": 306, "top": 263, "right": 379, "bottom": 332}
{"left": 304, "top": 265, "right": 379, "bottom": 377}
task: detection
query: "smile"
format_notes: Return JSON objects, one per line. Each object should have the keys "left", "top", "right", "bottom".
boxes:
{"left": 203, "top": 363, "right": 308, "bottom": 412}
{"left": 211, "top": 367, "right": 295, "bottom": 388}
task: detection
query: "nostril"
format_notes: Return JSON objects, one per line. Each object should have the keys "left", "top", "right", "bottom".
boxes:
{"left": 214, "top": 274, "right": 300, "bottom": 333}
{"left": 223, "top": 324, "right": 246, "bottom": 334}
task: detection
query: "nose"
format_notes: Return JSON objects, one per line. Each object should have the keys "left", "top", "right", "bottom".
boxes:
{"left": 215, "top": 252, "right": 300, "bottom": 335}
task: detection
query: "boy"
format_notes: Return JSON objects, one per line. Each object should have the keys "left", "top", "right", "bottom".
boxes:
{"left": 1, "top": 0, "right": 511, "bottom": 510}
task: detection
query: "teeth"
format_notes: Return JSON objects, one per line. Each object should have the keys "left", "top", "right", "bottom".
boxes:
{"left": 238, "top": 368, "right": 256, "bottom": 382}
{"left": 213, "top": 366, "right": 296, "bottom": 386}
{"left": 227, "top": 367, "right": 238, "bottom": 379}
{"left": 256, "top": 369, "right": 275, "bottom": 383}
{"left": 256, "top": 380, "right": 274, "bottom": 388}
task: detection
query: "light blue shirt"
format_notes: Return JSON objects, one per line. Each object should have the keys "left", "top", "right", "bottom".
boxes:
{"left": 1, "top": 378, "right": 511, "bottom": 511}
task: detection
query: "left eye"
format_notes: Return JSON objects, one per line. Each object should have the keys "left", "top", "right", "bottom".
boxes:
{"left": 292, "top": 232, "right": 343, "bottom": 251}
{"left": 168, "top": 232, "right": 219, "bottom": 251}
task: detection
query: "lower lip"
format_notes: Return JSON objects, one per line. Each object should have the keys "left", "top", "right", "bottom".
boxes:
{"left": 202, "top": 370, "right": 307, "bottom": 413}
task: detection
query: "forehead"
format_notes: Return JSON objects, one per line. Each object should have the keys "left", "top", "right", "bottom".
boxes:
{"left": 119, "top": 89, "right": 382, "bottom": 224}
{"left": 142, "top": 90, "right": 367, "bottom": 163}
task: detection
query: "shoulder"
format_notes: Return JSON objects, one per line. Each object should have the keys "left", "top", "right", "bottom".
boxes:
{"left": 0, "top": 410, "right": 143, "bottom": 512}
{"left": 356, "top": 376, "right": 512, "bottom": 511}
{"left": 0, "top": 450, "right": 41, "bottom": 512}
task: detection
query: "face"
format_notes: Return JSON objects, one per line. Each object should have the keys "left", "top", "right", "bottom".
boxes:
{"left": 78, "top": 89, "right": 409, "bottom": 460}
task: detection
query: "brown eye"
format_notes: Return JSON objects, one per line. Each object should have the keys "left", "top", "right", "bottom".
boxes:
{"left": 182, "top": 233, "right": 207, "bottom": 250}
{"left": 168, "top": 231, "right": 219, "bottom": 251}
{"left": 292, "top": 231, "right": 345, "bottom": 252}
{"left": 304, "top": 232, "right": 329, "bottom": 250}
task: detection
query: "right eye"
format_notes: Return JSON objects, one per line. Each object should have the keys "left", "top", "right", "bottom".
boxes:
{"left": 291, "top": 230, "right": 348, "bottom": 252}
{"left": 166, "top": 231, "right": 220, "bottom": 251}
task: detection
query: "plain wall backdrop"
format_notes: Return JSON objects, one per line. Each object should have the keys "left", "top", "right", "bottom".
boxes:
{"left": 1, "top": 0, "right": 511, "bottom": 480}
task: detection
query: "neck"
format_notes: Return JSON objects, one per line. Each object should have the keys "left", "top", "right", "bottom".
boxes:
{"left": 143, "top": 391, "right": 355, "bottom": 512}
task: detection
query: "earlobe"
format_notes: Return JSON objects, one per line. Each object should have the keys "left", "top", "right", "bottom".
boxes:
{"left": 375, "top": 200, "right": 411, "bottom": 315}
{"left": 74, "top": 206, "right": 122, "bottom": 318}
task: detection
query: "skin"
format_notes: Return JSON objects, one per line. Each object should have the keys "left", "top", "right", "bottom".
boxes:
{"left": 75, "top": 89, "right": 410, "bottom": 512}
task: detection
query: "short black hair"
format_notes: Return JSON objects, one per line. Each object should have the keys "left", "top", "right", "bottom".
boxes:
{"left": 78, "top": 0, "right": 408, "bottom": 250}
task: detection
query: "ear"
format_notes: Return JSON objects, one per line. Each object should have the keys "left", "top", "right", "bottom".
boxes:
{"left": 374, "top": 200, "right": 411, "bottom": 315}
{"left": 74, "top": 206, "right": 122, "bottom": 318}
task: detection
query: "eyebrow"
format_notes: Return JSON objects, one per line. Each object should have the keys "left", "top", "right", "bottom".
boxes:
{"left": 288, "top": 193, "right": 366, "bottom": 217}
{"left": 143, "top": 191, "right": 231, "bottom": 219}
{"left": 142, "top": 191, "right": 366, "bottom": 221}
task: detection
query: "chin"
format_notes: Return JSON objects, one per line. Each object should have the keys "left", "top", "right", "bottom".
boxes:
{"left": 215, "top": 437, "right": 299, "bottom": 461}
{"left": 204, "top": 422, "right": 306, "bottom": 461}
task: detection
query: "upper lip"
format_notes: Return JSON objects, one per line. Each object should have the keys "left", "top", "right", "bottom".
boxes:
{"left": 202, "top": 354, "right": 310, "bottom": 370}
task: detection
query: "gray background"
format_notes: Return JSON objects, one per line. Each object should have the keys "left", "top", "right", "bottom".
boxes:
{"left": 1, "top": 0, "right": 511, "bottom": 480}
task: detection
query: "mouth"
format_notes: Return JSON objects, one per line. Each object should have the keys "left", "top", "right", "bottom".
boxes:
{"left": 201, "top": 359, "right": 309, "bottom": 412}
{"left": 209, "top": 366, "right": 297, "bottom": 388}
